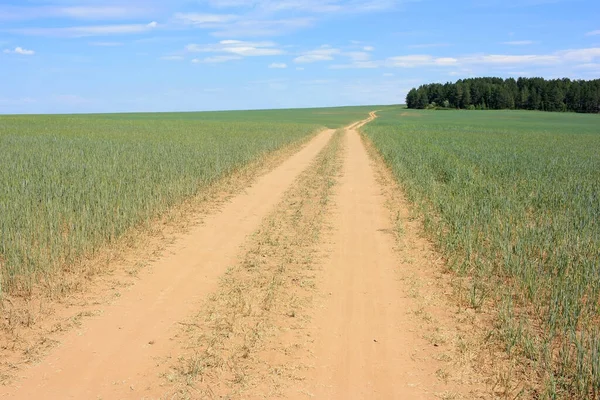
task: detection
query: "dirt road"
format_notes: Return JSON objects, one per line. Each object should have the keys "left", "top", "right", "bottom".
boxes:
{"left": 2, "top": 114, "right": 482, "bottom": 399}
{"left": 286, "top": 116, "right": 461, "bottom": 399}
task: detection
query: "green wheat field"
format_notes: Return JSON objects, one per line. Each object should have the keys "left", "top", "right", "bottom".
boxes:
{"left": 0, "top": 107, "right": 376, "bottom": 294}
{"left": 1, "top": 106, "right": 599, "bottom": 397}
{"left": 364, "top": 108, "right": 600, "bottom": 398}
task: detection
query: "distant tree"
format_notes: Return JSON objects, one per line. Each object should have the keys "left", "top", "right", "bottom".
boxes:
{"left": 460, "top": 84, "right": 472, "bottom": 109}
{"left": 528, "top": 89, "right": 542, "bottom": 111}
{"left": 405, "top": 77, "right": 600, "bottom": 113}
{"left": 415, "top": 88, "right": 429, "bottom": 109}
{"left": 547, "top": 85, "right": 565, "bottom": 112}
{"left": 519, "top": 86, "right": 530, "bottom": 109}
{"left": 406, "top": 88, "right": 418, "bottom": 108}
{"left": 566, "top": 83, "right": 581, "bottom": 112}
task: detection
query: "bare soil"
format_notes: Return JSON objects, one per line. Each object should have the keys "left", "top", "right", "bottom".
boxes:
{"left": 278, "top": 115, "right": 486, "bottom": 399}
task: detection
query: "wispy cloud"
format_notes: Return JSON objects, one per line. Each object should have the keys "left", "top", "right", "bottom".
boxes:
{"left": 192, "top": 55, "right": 243, "bottom": 63}
{"left": 59, "top": 6, "right": 143, "bottom": 20}
{"left": 463, "top": 54, "right": 557, "bottom": 65}
{"left": 502, "top": 40, "right": 536, "bottom": 45}
{"left": 559, "top": 47, "right": 600, "bottom": 62}
{"left": 345, "top": 51, "right": 371, "bottom": 61}
{"left": 294, "top": 45, "right": 340, "bottom": 63}
{"left": 172, "top": 12, "right": 239, "bottom": 26}
{"left": 171, "top": 12, "right": 314, "bottom": 37}
{"left": 211, "top": 17, "right": 314, "bottom": 37}
{"left": 207, "top": 0, "right": 403, "bottom": 14}
{"left": 387, "top": 55, "right": 458, "bottom": 67}
{"left": 10, "top": 22, "right": 159, "bottom": 38}
{"left": 0, "top": 5, "right": 149, "bottom": 21}
{"left": 573, "top": 62, "right": 600, "bottom": 70}
{"left": 186, "top": 40, "right": 284, "bottom": 56}
{"left": 269, "top": 62, "right": 288, "bottom": 68}
{"left": 329, "top": 47, "right": 600, "bottom": 70}
{"left": 585, "top": 30, "right": 600, "bottom": 36}
{"left": 3, "top": 46, "right": 35, "bottom": 55}
{"left": 297, "top": 43, "right": 380, "bottom": 67}
{"left": 4, "top": 1, "right": 400, "bottom": 40}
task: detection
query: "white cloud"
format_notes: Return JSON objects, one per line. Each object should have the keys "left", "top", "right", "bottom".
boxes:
{"left": 585, "top": 30, "right": 600, "bottom": 36}
{"left": 559, "top": 47, "right": 600, "bottom": 62}
{"left": 435, "top": 57, "right": 459, "bottom": 66}
{"left": 294, "top": 45, "right": 339, "bottom": 63}
{"left": 464, "top": 54, "right": 559, "bottom": 65}
{"left": 345, "top": 51, "right": 371, "bottom": 61}
{"left": 186, "top": 40, "right": 283, "bottom": 56}
{"left": 60, "top": 6, "right": 139, "bottom": 20}
{"left": 191, "top": 0, "right": 402, "bottom": 39}
{"left": 329, "top": 46, "right": 600, "bottom": 71}
{"left": 330, "top": 61, "right": 378, "bottom": 69}
{"left": 170, "top": 10, "right": 313, "bottom": 37}
{"left": 173, "top": 12, "right": 239, "bottom": 25}
{"left": 11, "top": 22, "right": 159, "bottom": 37}
{"left": 363, "top": 46, "right": 375, "bottom": 51}
{"left": 3, "top": 46, "right": 35, "bottom": 55}
{"left": 192, "top": 55, "right": 243, "bottom": 63}
{"left": 0, "top": 5, "right": 147, "bottom": 21}
{"left": 574, "top": 63, "right": 600, "bottom": 70}
{"left": 386, "top": 55, "right": 446, "bottom": 67}
{"left": 296, "top": 67, "right": 305, "bottom": 70}
{"left": 210, "top": 17, "right": 314, "bottom": 37}
{"left": 269, "top": 62, "right": 287, "bottom": 68}
{"left": 502, "top": 40, "right": 536, "bottom": 45}
{"left": 207, "top": 0, "right": 401, "bottom": 13}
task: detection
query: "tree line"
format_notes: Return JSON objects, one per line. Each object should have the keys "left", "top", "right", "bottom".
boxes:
{"left": 406, "top": 77, "right": 600, "bottom": 113}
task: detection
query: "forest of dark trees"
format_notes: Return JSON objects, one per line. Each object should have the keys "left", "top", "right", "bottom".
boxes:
{"left": 406, "top": 77, "right": 600, "bottom": 113}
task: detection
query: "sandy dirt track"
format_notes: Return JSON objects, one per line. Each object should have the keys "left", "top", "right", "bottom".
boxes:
{"left": 286, "top": 115, "right": 457, "bottom": 399}
{"left": 1, "top": 129, "right": 334, "bottom": 399}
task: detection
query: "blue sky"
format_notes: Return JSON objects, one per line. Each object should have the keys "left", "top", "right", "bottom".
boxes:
{"left": 1, "top": 0, "right": 599, "bottom": 114}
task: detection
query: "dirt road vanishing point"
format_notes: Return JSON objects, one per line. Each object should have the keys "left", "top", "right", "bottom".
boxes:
{"left": 2, "top": 113, "right": 482, "bottom": 399}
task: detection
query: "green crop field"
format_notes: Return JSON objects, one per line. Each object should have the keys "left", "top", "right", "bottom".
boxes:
{"left": 364, "top": 108, "right": 600, "bottom": 398}
{"left": 0, "top": 106, "right": 378, "bottom": 296}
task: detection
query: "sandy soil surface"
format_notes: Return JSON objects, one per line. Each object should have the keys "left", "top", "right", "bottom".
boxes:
{"left": 283, "top": 115, "right": 480, "bottom": 399}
